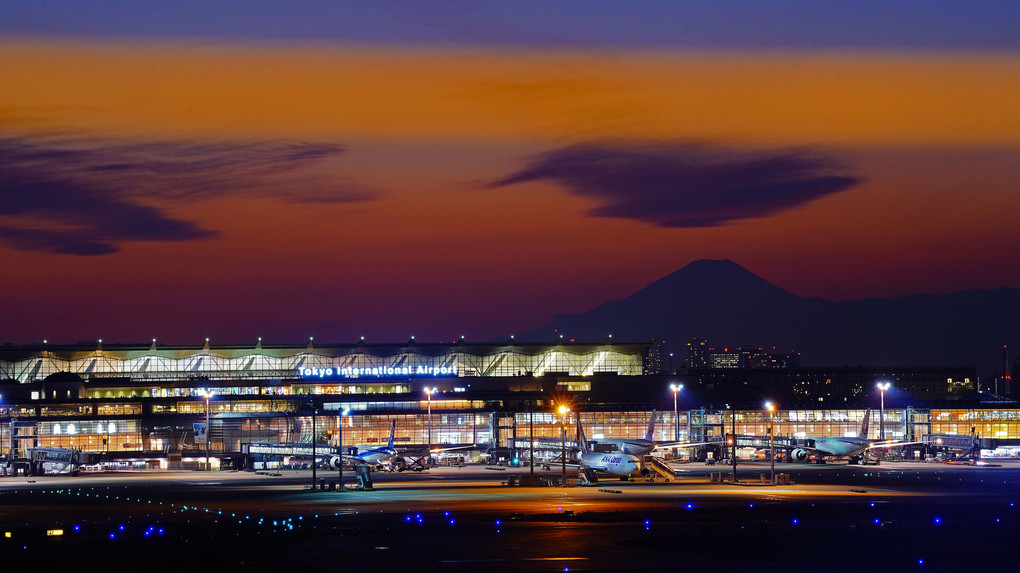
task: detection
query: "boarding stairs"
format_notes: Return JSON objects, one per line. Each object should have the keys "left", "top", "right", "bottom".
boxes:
{"left": 643, "top": 456, "right": 679, "bottom": 481}
{"left": 578, "top": 466, "right": 599, "bottom": 486}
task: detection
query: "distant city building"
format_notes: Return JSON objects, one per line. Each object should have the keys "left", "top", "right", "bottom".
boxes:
{"left": 693, "top": 338, "right": 800, "bottom": 369}
{"left": 676, "top": 366, "right": 976, "bottom": 403}
{"left": 644, "top": 341, "right": 666, "bottom": 375}
{"left": 684, "top": 338, "right": 709, "bottom": 368}
{"left": 999, "top": 345, "right": 1012, "bottom": 396}
{"left": 748, "top": 351, "right": 802, "bottom": 369}
{"left": 709, "top": 348, "right": 741, "bottom": 368}
{"left": 1011, "top": 356, "right": 1019, "bottom": 397}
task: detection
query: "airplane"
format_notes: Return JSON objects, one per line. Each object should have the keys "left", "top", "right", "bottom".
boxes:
{"left": 787, "top": 409, "right": 905, "bottom": 464}
{"left": 575, "top": 418, "right": 645, "bottom": 478}
{"left": 329, "top": 419, "right": 400, "bottom": 470}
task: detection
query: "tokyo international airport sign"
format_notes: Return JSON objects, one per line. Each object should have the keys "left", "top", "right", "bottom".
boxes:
{"left": 298, "top": 365, "right": 458, "bottom": 379}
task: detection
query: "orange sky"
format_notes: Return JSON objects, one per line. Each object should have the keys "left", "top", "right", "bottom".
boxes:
{"left": 3, "top": 40, "right": 1018, "bottom": 145}
{"left": 1, "top": 39, "right": 1018, "bottom": 344}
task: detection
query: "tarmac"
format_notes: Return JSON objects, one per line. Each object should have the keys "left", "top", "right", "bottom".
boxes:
{"left": 2, "top": 460, "right": 1019, "bottom": 571}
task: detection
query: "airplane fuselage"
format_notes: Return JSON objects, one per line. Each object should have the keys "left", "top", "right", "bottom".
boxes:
{"left": 810, "top": 437, "right": 869, "bottom": 457}
{"left": 580, "top": 452, "right": 643, "bottom": 476}
{"left": 352, "top": 446, "right": 397, "bottom": 466}
{"left": 791, "top": 437, "right": 870, "bottom": 460}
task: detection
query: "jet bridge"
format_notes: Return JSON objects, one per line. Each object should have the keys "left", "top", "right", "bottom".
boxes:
{"left": 922, "top": 433, "right": 992, "bottom": 460}
{"left": 26, "top": 448, "right": 101, "bottom": 476}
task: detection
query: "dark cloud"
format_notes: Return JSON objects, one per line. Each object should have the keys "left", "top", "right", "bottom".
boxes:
{"left": 0, "top": 133, "right": 378, "bottom": 255}
{"left": 493, "top": 143, "right": 862, "bottom": 227}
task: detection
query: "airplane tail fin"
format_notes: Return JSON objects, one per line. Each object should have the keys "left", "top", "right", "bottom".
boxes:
{"left": 644, "top": 410, "right": 657, "bottom": 441}
{"left": 859, "top": 409, "right": 871, "bottom": 441}
{"left": 576, "top": 418, "right": 590, "bottom": 455}
{"left": 387, "top": 419, "right": 396, "bottom": 450}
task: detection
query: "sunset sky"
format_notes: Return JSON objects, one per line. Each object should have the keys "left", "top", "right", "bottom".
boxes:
{"left": 1, "top": 2, "right": 1018, "bottom": 345}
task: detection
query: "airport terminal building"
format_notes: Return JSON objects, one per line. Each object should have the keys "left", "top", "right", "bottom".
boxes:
{"left": 2, "top": 340, "right": 1018, "bottom": 470}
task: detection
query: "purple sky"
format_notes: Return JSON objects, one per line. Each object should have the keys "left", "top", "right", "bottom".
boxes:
{"left": 3, "top": 1, "right": 1018, "bottom": 49}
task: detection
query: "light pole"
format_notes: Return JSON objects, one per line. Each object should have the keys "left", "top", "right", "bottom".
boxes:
{"left": 876, "top": 382, "right": 891, "bottom": 441}
{"left": 425, "top": 387, "right": 437, "bottom": 459}
{"left": 670, "top": 384, "right": 683, "bottom": 441}
{"left": 730, "top": 406, "right": 738, "bottom": 482}
{"left": 765, "top": 401, "right": 776, "bottom": 485}
{"left": 202, "top": 390, "right": 212, "bottom": 471}
{"left": 529, "top": 402, "right": 535, "bottom": 478}
{"left": 338, "top": 408, "right": 349, "bottom": 492}
{"left": 311, "top": 405, "right": 317, "bottom": 488}
{"left": 557, "top": 405, "right": 570, "bottom": 482}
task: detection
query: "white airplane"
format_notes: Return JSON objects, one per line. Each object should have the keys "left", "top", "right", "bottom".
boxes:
{"left": 576, "top": 418, "right": 644, "bottom": 477}
{"left": 787, "top": 409, "right": 903, "bottom": 464}
{"left": 329, "top": 419, "right": 399, "bottom": 469}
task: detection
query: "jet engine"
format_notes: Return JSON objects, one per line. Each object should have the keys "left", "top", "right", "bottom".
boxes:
{"left": 328, "top": 456, "right": 343, "bottom": 470}
{"left": 790, "top": 448, "right": 810, "bottom": 462}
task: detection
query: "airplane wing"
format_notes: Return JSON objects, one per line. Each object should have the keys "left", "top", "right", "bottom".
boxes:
{"left": 429, "top": 444, "right": 476, "bottom": 454}
{"left": 867, "top": 440, "right": 920, "bottom": 449}
{"left": 652, "top": 440, "right": 724, "bottom": 450}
